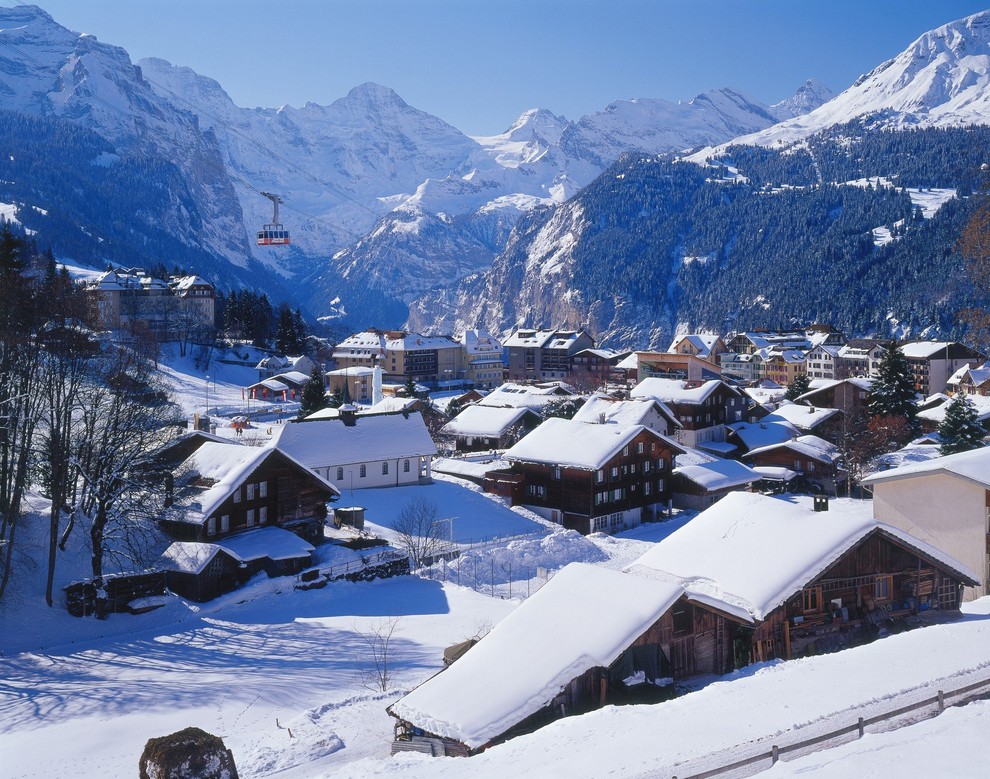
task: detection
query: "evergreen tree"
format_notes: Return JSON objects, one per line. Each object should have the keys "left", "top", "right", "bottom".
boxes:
{"left": 784, "top": 374, "right": 811, "bottom": 401}
{"left": 274, "top": 303, "right": 306, "bottom": 355}
{"left": 867, "top": 342, "right": 920, "bottom": 436}
{"left": 298, "top": 365, "right": 328, "bottom": 419}
{"left": 403, "top": 376, "right": 418, "bottom": 398}
{"left": 938, "top": 394, "right": 986, "bottom": 456}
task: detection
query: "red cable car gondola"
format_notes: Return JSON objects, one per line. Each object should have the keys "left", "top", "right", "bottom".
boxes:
{"left": 257, "top": 191, "right": 291, "bottom": 246}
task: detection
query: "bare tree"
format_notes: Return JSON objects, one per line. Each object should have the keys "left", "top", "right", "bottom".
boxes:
{"left": 356, "top": 616, "right": 402, "bottom": 692}
{"left": 71, "top": 346, "right": 180, "bottom": 579}
{"left": 391, "top": 496, "right": 450, "bottom": 567}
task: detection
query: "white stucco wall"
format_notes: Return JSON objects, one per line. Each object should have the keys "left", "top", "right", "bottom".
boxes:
{"left": 871, "top": 473, "right": 987, "bottom": 601}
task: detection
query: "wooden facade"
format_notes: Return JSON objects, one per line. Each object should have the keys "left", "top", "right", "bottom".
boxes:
{"left": 490, "top": 428, "right": 679, "bottom": 535}
{"left": 735, "top": 529, "right": 972, "bottom": 664}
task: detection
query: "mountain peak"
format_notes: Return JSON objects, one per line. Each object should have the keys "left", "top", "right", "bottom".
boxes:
{"left": 771, "top": 78, "right": 835, "bottom": 120}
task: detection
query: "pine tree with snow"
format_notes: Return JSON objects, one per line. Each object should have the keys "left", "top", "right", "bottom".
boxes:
{"left": 784, "top": 374, "right": 811, "bottom": 401}
{"left": 298, "top": 365, "right": 328, "bottom": 418}
{"left": 938, "top": 394, "right": 986, "bottom": 456}
{"left": 867, "top": 342, "right": 920, "bottom": 435}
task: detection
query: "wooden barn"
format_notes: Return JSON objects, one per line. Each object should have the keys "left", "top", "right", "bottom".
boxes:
{"left": 388, "top": 564, "right": 687, "bottom": 757}
{"left": 628, "top": 492, "right": 978, "bottom": 666}
{"left": 161, "top": 527, "right": 316, "bottom": 602}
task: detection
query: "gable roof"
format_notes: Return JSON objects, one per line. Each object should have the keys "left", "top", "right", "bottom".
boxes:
{"left": 763, "top": 402, "right": 841, "bottom": 430}
{"left": 571, "top": 395, "right": 680, "bottom": 430}
{"left": 626, "top": 493, "right": 977, "bottom": 623}
{"left": 673, "top": 459, "right": 761, "bottom": 491}
{"left": 728, "top": 419, "right": 798, "bottom": 451}
{"left": 745, "top": 434, "right": 840, "bottom": 465}
{"left": 272, "top": 412, "right": 438, "bottom": 468}
{"left": 441, "top": 405, "right": 537, "bottom": 437}
{"left": 861, "top": 445, "right": 990, "bottom": 489}
{"left": 631, "top": 377, "right": 739, "bottom": 405}
{"left": 504, "top": 418, "right": 683, "bottom": 470}
{"left": 387, "top": 563, "right": 684, "bottom": 749}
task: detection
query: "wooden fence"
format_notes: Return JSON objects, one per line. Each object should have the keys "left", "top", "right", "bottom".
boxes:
{"left": 666, "top": 673, "right": 990, "bottom": 779}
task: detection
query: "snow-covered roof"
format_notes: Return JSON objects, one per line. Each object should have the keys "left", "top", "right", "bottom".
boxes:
{"left": 385, "top": 333, "right": 460, "bottom": 351}
{"left": 571, "top": 395, "right": 678, "bottom": 429}
{"left": 626, "top": 493, "right": 977, "bottom": 623}
{"left": 272, "top": 412, "right": 438, "bottom": 469}
{"left": 631, "top": 378, "right": 734, "bottom": 405}
{"left": 673, "top": 459, "right": 760, "bottom": 491}
{"left": 170, "top": 275, "right": 212, "bottom": 290}
{"left": 900, "top": 341, "right": 953, "bottom": 359}
{"left": 326, "top": 366, "right": 376, "bottom": 377}
{"left": 459, "top": 329, "right": 502, "bottom": 354}
{"left": 432, "top": 456, "right": 507, "bottom": 480}
{"left": 503, "top": 418, "right": 683, "bottom": 470}
{"left": 861, "top": 445, "right": 990, "bottom": 488}
{"left": 502, "top": 329, "right": 556, "bottom": 348}
{"left": 751, "top": 466, "right": 799, "bottom": 481}
{"left": 361, "top": 397, "right": 420, "bottom": 415}
{"left": 746, "top": 434, "right": 840, "bottom": 465}
{"left": 160, "top": 542, "right": 224, "bottom": 574}
{"left": 763, "top": 402, "right": 840, "bottom": 430}
{"left": 917, "top": 394, "right": 990, "bottom": 425}
{"left": 213, "top": 526, "right": 314, "bottom": 562}
{"left": 478, "top": 382, "right": 574, "bottom": 410}
{"left": 729, "top": 419, "right": 798, "bottom": 451}
{"left": 615, "top": 352, "right": 638, "bottom": 370}
{"left": 441, "top": 405, "right": 535, "bottom": 437}
{"left": 668, "top": 334, "right": 722, "bottom": 358}
{"left": 388, "top": 563, "right": 684, "bottom": 749}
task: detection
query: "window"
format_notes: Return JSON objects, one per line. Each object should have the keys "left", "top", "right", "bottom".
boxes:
{"left": 874, "top": 575, "right": 892, "bottom": 601}
{"left": 360, "top": 464, "right": 367, "bottom": 478}
{"left": 526, "top": 484, "right": 546, "bottom": 498}
{"left": 610, "top": 466, "right": 619, "bottom": 479}
{"left": 552, "top": 466, "right": 561, "bottom": 480}
{"left": 259, "top": 481, "right": 268, "bottom": 498}
{"left": 657, "top": 479, "right": 665, "bottom": 492}
{"left": 672, "top": 604, "right": 692, "bottom": 635}
{"left": 233, "top": 488, "right": 241, "bottom": 504}
{"left": 336, "top": 467, "right": 344, "bottom": 481}
{"left": 596, "top": 468, "right": 605, "bottom": 483}
{"left": 643, "top": 460, "right": 651, "bottom": 473}
{"left": 246, "top": 509, "right": 255, "bottom": 527}
{"left": 637, "top": 442, "right": 644, "bottom": 454}
{"left": 593, "top": 516, "right": 608, "bottom": 532}
{"left": 207, "top": 517, "right": 216, "bottom": 536}
{"left": 803, "top": 586, "right": 822, "bottom": 613}
{"left": 382, "top": 462, "right": 389, "bottom": 475}
{"left": 643, "top": 481, "right": 652, "bottom": 496}
{"left": 220, "top": 515, "right": 230, "bottom": 533}
{"left": 404, "top": 459, "right": 410, "bottom": 473}
{"left": 612, "top": 487, "right": 624, "bottom": 501}
{"left": 259, "top": 506, "right": 267, "bottom": 524}
{"left": 622, "top": 445, "right": 629, "bottom": 456}
{"left": 246, "top": 483, "right": 255, "bottom": 501}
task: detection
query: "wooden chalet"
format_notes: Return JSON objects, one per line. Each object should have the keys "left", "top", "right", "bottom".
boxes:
{"left": 628, "top": 492, "right": 978, "bottom": 668}
{"left": 571, "top": 395, "right": 680, "bottom": 438}
{"left": 795, "top": 378, "right": 872, "bottom": 416}
{"left": 388, "top": 564, "right": 687, "bottom": 757}
{"left": 439, "top": 405, "right": 541, "bottom": 452}
{"left": 148, "top": 429, "right": 233, "bottom": 471}
{"left": 631, "top": 377, "right": 747, "bottom": 452}
{"left": 762, "top": 402, "right": 843, "bottom": 444}
{"left": 486, "top": 417, "right": 684, "bottom": 534}
{"left": 745, "top": 434, "right": 845, "bottom": 496}
{"left": 160, "top": 442, "right": 340, "bottom": 544}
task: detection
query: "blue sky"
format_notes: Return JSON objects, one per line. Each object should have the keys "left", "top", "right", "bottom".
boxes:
{"left": 10, "top": 1, "right": 990, "bottom": 135}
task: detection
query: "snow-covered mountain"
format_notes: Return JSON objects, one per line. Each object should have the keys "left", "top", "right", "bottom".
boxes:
{"left": 411, "top": 10, "right": 990, "bottom": 348}
{"left": 696, "top": 10, "right": 990, "bottom": 155}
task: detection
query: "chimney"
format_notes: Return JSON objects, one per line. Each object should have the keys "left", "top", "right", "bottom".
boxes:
{"left": 813, "top": 495, "right": 829, "bottom": 512}
{"left": 599, "top": 413, "right": 607, "bottom": 424}
{"left": 339, "top": 404, "right": 358, "bottom": 427}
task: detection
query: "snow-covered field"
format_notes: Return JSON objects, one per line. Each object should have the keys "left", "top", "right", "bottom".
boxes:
{"left": 2, "top": 350, "right": 988, "bottom": 778}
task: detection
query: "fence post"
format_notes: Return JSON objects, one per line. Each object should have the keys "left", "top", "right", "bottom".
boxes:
{"left": 771, "top": 745, "right": 779, "bottom": 765}
{"left": 858, "top": 717, "right": 864, "bottom": 738}
{"left": 937, "top": 690, "right": 945, "bottom": 713}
